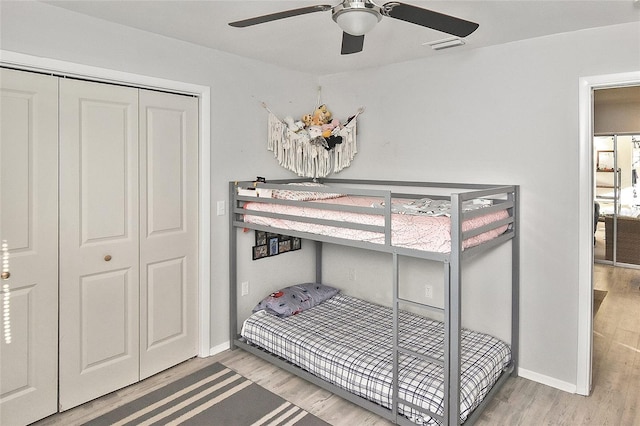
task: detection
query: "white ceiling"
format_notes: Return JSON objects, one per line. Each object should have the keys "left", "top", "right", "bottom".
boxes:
{"left": 44, "top": 0, "right": 640, "bottom": 75}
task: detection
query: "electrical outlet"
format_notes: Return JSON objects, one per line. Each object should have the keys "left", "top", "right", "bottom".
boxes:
{"left": 425, "top": 284, "right": 433, "bottom": 299}
{"left": 216, "top": 200, "right": 226, "bottom": 216}
{"left": 347, "top": 268, "right": 356, "bottom": 281}
{"left": 241, "top": 281, "right": 249, "bottom": 296}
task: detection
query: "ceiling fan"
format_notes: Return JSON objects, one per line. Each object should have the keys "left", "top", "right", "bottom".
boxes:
{"left": 229, "top": 1, "right": 479, "bottom": 55}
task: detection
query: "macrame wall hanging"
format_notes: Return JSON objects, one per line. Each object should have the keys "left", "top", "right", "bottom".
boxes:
{"left": 262, "top": 91, "right": 364, "bottom": 178}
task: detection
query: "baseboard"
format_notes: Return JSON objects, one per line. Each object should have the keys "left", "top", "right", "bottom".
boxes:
{"left": 518, "top": 367, "right": 577, "bottom": 394}
{"left": 208, "top": 341, "right": 230, "bottom": 357}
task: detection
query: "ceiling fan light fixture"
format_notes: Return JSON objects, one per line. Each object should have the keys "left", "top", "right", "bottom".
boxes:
{"left": 332, "top": 1, "right": 382, "bottom": 36}
{"left": 335, "top": 9, "right": 380, "bottom": 35}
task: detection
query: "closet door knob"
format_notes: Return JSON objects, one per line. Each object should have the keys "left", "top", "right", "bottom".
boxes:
{"left": 1, "top": 272, "right": 9, "bottom": 280}
{"left": 104, "top": 255, "right": 112, "bottom": 262}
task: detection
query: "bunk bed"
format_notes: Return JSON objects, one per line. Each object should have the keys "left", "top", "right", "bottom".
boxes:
{"left": 229, "top": 178, "right": 519, "bottom": 425}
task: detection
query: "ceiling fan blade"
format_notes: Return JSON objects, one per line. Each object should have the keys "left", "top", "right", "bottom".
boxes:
{"left": 341, "top": 32, "right": 365, "bottom": 55}
{"left": 382, "top": 2, "right": 479, "bottom": 37}
{"left": 229, "top": 4, "right": 332, "bottom": 28}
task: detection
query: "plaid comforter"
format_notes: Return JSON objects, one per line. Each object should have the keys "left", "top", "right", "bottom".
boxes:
{"left": 241, "top": 294, "right": 511, "bottom": 425}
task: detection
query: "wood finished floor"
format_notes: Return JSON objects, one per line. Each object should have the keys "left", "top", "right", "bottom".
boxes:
{"left": 33, "top": 264, "right": 640, "bottom": 426}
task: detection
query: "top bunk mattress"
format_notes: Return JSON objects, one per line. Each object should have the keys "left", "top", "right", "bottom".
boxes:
{"left": 242, "top": 194, "right": 509, "bottom": 253}
{"left": 241, "top": 293, "right": 512, "bottom": 425}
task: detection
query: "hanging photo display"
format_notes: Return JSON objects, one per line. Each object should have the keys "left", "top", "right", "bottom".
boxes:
{"left": 252, "top": 230, "right": 301, "bottom": 260}
{"left": 263, "top": 102, "right": 363, "bottom": 179}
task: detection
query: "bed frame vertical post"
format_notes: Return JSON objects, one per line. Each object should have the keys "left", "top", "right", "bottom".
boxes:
{"left": 443, "top": 261, "right": 451, "bottom": 426}
{"left": 315, "top": 241, "right": 323, "bottom": 283}
{"left": 392, "top": 252, "right": 400, "bottom": 423}
{"left": 511, "top": 186, "right": 520, "bottom": 375}
{"left": 385, "top": 191, "right": 392, "bottom": 246}
{"left": 229, "top": 181, "right": 238, "bottom": 350}
{"left": 449, "top": 192, "right": 463, "bottom": 425}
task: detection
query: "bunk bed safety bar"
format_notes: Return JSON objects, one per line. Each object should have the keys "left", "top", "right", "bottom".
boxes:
{"left": 463, "top": 215, "right": 514, "bottom": 240}
{"left": 235, "top": 206, "right": 388, "bottom": 235}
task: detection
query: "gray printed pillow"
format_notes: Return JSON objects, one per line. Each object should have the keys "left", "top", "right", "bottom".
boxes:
{"left": 252, "top": 283, "right": 340, "bottom": 317}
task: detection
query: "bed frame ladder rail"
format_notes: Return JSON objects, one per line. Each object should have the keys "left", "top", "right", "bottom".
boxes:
{"left": 396, "top": 296, "right": 444, "bottom": 315}
{"left": 392, "top": 253, "right": 450, "bottom": 425}
{"left": 396, "top": 346, "right": 444, "bottom": 367}
{"left": 396, "top": 399, "right": 445, "bottom": 425}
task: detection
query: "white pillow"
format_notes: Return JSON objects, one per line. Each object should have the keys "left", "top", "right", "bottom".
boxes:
{"left": 271, "top": 182, "right": 343, "bottom": 201}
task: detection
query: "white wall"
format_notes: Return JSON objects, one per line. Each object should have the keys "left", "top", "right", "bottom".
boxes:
{"left": 3, "top": 0, "right": 640, "bottom": 392}
{"left": 0, "top": 1, "right": 319, "bottom": 348}
{"left": 318, "top": 21, "right": 640, "bottom": 387}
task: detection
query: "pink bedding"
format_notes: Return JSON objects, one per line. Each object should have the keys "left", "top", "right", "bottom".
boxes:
{"left": 243, "top": 195, "right": 509, "bottom": 253}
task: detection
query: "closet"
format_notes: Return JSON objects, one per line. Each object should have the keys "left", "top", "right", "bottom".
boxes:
{"left": 0, "top": 68, "right": 199, "bottom": 425}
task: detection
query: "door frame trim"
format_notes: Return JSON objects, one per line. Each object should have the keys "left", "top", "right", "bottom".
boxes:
{"left": 577, "top": 70, "right": 640, "bottom": 395}
{"left": 0, "top": 50, "right": 211, "bottom": 357}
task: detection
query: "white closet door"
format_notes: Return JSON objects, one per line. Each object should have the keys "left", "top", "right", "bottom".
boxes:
{"left": 0, "top": 69, "right": 59, "bottom": 425}
{"left": 59, "top": 79, "right": 140, "bottom": 410}
{"left": 139, "top": 90, "right": 199, "bottom": 379}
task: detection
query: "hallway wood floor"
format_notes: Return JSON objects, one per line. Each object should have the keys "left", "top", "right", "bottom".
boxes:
{"left": 33, "top": 265, "right": 640, "bottom": 426}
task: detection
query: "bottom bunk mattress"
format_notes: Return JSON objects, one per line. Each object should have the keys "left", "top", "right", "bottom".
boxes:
{"left": 241, "top": 293, "right": 511, "bottom": 425}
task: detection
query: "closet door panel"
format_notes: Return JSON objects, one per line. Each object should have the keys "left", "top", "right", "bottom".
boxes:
{"left": 147, "top": 258, "right": 185, "bottom": 340}
{"left": 146, "top": 106, "right": 183, "bottom": 233}
{"left": 0, "top": 69, "right": 58, "bottom": 426}
{"left": 1, "top": 101, "right": 30, "bottom": 248}
{"left": 139, "top": 90, "right": 198, "bottom": 379}
{"left": 59, "top": 79, "right": 140, "bottom": 411}
{"left": 80, "top": 101, "right": 130, "bottom": 242}
{"left": 80, "top": 269, "right": 133, "bottom": 365}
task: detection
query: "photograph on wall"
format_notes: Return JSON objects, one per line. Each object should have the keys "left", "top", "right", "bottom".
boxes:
{"left": 292, "top": 237, "right": 301, "bottom": 250}
{"left": 268, "top": 237, "right": 279, "bottom": 256}
{"left": 279, "top": 239, "right": 291, "bottom": 253}
{"left": 252, "top": 245, "right": 268, "bottom": 260}
{"left": 255, "top": 230, "right": 267, "bottom": 246}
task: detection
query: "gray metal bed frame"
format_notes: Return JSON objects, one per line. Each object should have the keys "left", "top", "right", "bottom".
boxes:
{"left": 229, "top": 178, "right": 519, "bottom": 425}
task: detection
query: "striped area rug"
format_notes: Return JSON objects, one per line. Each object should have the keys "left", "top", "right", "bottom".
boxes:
{"left": 82, "top": 362, "right": 329, "bottom": 426}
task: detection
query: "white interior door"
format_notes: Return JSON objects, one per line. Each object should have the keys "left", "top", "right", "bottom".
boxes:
{"left": 139, "top": 90, "right": 199, "bottom": 379}
{"left": 59, "top": 78, "right": 140, "bottom": 410}
{"left": 0, "top": 69, "right": 59, "bottom": 425}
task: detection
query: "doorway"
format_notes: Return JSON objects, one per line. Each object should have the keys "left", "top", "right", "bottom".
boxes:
{"left": 577, "top": 72, "right": 640, "bottom": 397}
